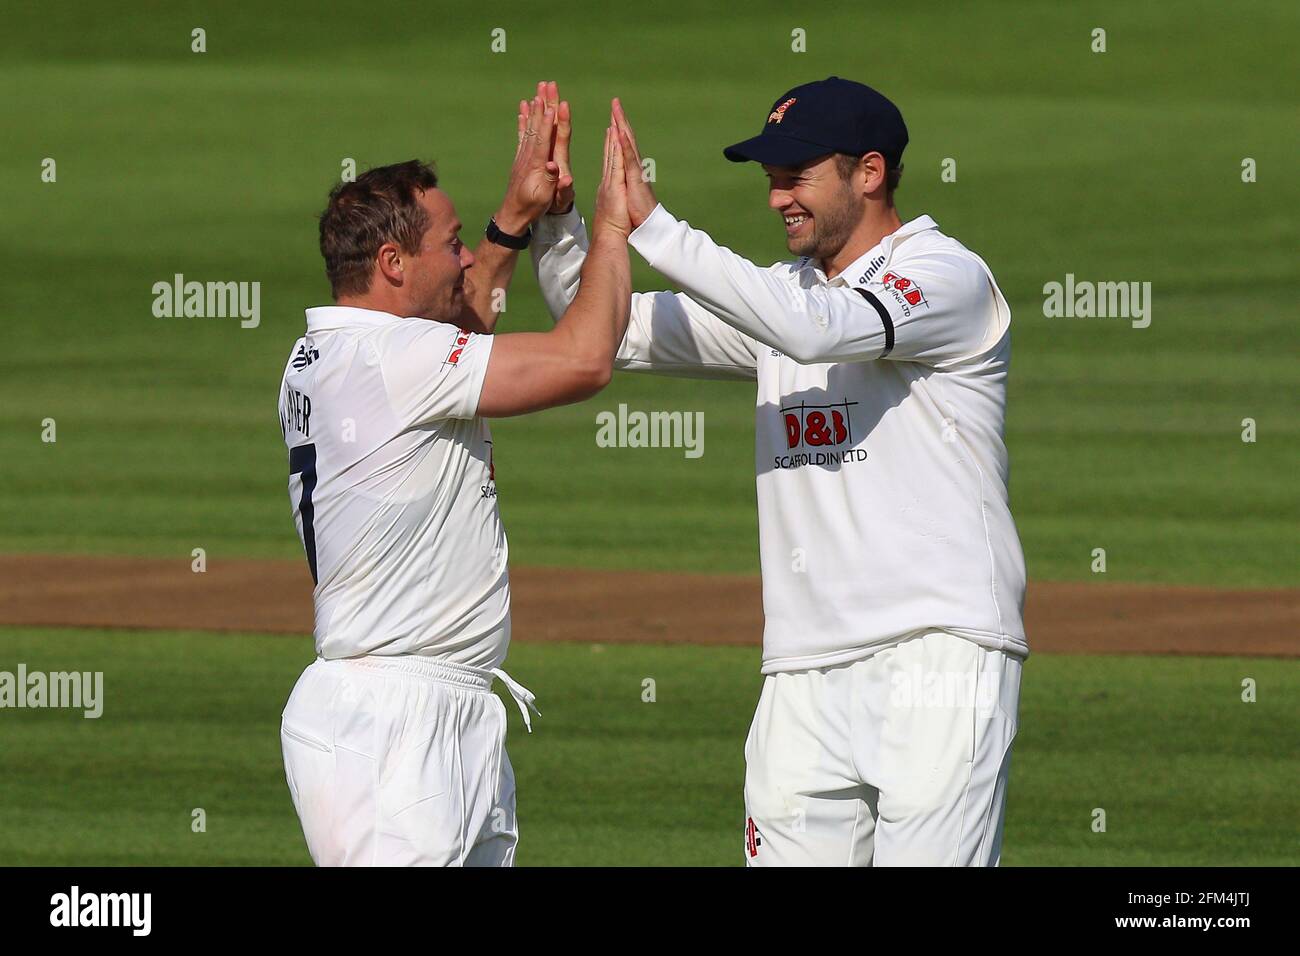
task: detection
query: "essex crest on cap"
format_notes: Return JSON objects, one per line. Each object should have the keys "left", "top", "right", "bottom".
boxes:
{"left": 724, "top": 76, "right": 908, "bottom": 169}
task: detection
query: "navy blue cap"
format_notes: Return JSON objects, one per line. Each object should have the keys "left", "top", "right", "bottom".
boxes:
{"left": 723, "top": 77, "right": 908, "bottom": 169}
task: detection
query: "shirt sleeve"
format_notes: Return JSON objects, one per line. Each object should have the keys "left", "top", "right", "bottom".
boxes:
{"left": 617, "top": 291, "right": 760, "bottom": 380}
{"left": 532, "top": 207, "right": 760, "bottom": 381}
{"left": 533, "top": 205, "right": 759, "bottom": 382}
{"left": 375, "top": 320, "right": 494, "bottom": 426}
{"left": 531, "top": 207, "right": 589, "bottom": 323}
{"left": 628, "top": 203, "right": 997, "bottom": 367}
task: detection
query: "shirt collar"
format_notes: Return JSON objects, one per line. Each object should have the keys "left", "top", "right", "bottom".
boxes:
{"left": 305, "top": 305, "right": 405, "bottom": 331}
{"left": 805, "top": 214, "right": 939, "bottom": 286}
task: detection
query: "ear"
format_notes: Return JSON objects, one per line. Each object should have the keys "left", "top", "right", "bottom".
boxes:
{"left": 376, "top": 242, "right": 404, "bottom": 285}
{"left": 861, "top": 151, "right": 889, "bottom": 197}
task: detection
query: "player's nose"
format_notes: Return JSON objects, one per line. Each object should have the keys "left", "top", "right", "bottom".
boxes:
{"left": 460, "top": 246, "right": 475, "bottom": 270}
{"left": 769, "top": 189, "right": 793, "bottom": 212}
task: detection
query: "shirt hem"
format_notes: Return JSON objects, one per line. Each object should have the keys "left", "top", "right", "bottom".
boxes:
{"left": 760, "top": 626, "right": 1029, "bottom": 674}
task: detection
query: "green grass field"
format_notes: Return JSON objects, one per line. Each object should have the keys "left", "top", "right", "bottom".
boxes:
{"left": 1, "top": 0, "right": 1296, "bottom": 583}
{"left": 2, "top": 628, "right": 1295, "bottom": 866}
{"left": 0, "top": 1, "right": 1296, "bottom": 866}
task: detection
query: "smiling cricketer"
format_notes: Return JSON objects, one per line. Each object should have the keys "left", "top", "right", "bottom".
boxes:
{"left": 277, "top": 94, "right": 635, "bottom": 866}
{"left": 532, "top": 77, "right": 1027, "bottom": 866}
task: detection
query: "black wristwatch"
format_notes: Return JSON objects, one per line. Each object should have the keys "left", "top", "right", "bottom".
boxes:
{"left": 485, "top": 217, "right": 531, "bottom": 250}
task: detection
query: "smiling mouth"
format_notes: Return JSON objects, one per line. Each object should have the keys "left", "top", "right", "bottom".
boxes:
{"left": 784, "top": 213, "right": 811, "bottom": 235}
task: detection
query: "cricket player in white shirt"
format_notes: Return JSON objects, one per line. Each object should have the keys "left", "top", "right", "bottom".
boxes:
{"left": 533, "top": 78, "right": 1027, "bottom": 866}
{"left": 278, "top": 89, "right": 632, "bottom": 866}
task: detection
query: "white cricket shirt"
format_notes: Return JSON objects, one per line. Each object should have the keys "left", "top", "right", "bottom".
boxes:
{"left": 533, "top": 205, "right": 1027, "bottom": 673}
{"left": 278, "top": 306, "right": 509, "bottom": 667}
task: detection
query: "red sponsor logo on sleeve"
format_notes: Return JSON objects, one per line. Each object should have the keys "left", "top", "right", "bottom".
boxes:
{"left": 444, "top": 328, "right": 472, "bottom": 366}
{"left": 880, "top": 272, "right": 927, "bottom": 308}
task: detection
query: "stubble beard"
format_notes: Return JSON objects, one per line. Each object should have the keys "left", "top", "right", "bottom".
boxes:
{"left": 789, "top": 186, "right": 864, "bottom": 263}
{"left": 415, "top": 277, "right": 466, "bottom": 324}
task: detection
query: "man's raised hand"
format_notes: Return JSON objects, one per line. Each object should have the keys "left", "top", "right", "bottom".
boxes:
{"left": 612, "top": 98, "right": 657, "bottom": 229}
{"left": 592, "top": 111, "right": 631, "bottom": 241}
{"left": 542, "top": 81, "right": 575, "bottom": 214}
{"left": 497, "top": 91, "right": 560, "bottom": 234}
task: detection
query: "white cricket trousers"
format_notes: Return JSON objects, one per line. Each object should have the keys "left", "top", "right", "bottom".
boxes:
{"left": 280, "top": 655, "right": 535, "bottom": 867}
{"left": 744, "top": 631, "right": 1022, "bottom": 867}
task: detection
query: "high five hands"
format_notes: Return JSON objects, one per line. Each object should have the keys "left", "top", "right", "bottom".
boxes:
{"left": 610, "top": 98, "right": 657, "bottom": 230}
{"left": 501, "top": 82, "right": 657, "bottom": 235}
{"left": 592, "top": 106, "right": 631, "bottom": 241}
{"left": 515, "top": 81, "right": 575, "bottom": 216}
{"left": 498, "top": 82, "right": 573, "bottom": 233}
